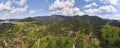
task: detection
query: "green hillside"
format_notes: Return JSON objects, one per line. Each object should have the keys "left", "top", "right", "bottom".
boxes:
{"left": 0, "top": 15, "right": 120, "bottom": 48}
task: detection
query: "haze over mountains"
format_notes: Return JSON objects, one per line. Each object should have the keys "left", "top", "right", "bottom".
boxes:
{"left": 1, "top": 15, "right": 120, "bottom": 28}
{"left": 0, "top": 15, "right": 120, "bottom": 25}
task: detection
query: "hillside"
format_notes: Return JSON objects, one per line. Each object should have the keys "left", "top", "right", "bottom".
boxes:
{"left": 0, "top": 15, "right": 120, "bottom": 48}
{"left": 33, "top": 15, "right": 71, "bottom": 25}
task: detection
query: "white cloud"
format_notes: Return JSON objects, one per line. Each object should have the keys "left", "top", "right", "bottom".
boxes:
{"left": 12, "top": 0, "right": 27, "bottom": 6}
{"left": 0, "top": 11, "right": 29, "bottom": 20}
{"left": 0, "top": 0, "right": 29, "bottom": 19}
{"left": 100, "top": 0, "right": 119, "bottom": 5}
{"left": 84, "top": 2, "right": 98, "bottom": 8}
{"left": 99, "top": 14, "right": 120, "bottom": 20}
{"left": 49, "top": 0, "right": 75, "bottom": 10}
{"left": 73, "top": 7, "right": 85, "bottom": 15}
{"left": 99, "top": 5, "right": 116, "bottom": 12}
{"left": 49, "top": 0, "right": 84, "bottom": 16}
{"left": 10, "top": 5, "right": 28, "bottom": 14}
{"left": 84, "top": 9, "right": 98, "bottom": 15}
{"left": 29, "top": 10, "right": 36, "bottom": 14}
{"left": 84, "top": 5, "right": 117, "bottom": 15}
{"left": 84, "top": 0, "right": 91, "bottom": 2}
{"left": 20, "top": 0, "right": 27, "bottom": 6}
{"left": 0, "top": 1, "right": 12, "bottom": 11}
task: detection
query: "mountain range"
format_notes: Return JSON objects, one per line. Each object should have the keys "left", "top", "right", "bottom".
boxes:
{"left": 0, "top": 15, "right": 120, "bottom": 48}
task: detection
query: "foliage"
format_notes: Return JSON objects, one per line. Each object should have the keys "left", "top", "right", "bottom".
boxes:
{"left": 101, "top": 24, "right": 120, "bottom": 48}
{"left": 0, "top": 15, "right": 119, "bottom": 48}
{"left": 39, "top": 35, "right": 73, "bottom": 48}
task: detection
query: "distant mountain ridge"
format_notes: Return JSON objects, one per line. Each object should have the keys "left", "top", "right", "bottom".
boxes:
{"left": 0, "top": 15, "right": 119, "bottom": 22}
{"left": 0, "top": 15, "right": 120, "bottom": 26}
{"left": 33, "top": 15, "right": 71, "bottom": 24}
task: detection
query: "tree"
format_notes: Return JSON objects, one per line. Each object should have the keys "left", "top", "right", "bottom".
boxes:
{"left": 101, "top": 24, "right": 120, "bottom": 48}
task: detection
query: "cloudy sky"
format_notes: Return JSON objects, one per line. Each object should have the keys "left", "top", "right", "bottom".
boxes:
{"left": 0, "top": 0, "right": 120, "bottom": 20}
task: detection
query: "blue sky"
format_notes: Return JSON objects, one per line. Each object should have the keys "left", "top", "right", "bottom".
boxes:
{"left": 0, "top": 0, "right": 120, "bottom": 20}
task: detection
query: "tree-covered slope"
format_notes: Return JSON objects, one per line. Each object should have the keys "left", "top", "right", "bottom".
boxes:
{"left": 0, "top": 15, "right": 120, "bottom": 48}
{"left": 33, "top": 15, "right": 71, "bottom": 25}
{"left": 101, "top": 24, "right": 120, "bottom": 48}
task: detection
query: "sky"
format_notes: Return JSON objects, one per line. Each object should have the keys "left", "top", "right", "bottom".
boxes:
{"left": 0, "top": 0, "right": 120, "bottom": 20}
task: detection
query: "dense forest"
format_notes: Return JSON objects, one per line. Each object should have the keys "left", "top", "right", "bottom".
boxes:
{"left": 0, "top": 15, "right": 120, "bottom": 48}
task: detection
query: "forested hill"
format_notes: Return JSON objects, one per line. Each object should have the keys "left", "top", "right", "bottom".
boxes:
{"left": 0, "top": 15, "right": 120, "bottom": 25}
{"left": 16, "top": 15, "right": 120, "bottom": 27}
{"left": 0, "top": 15, "right": 120, "bottom": 48}
{"left": 33, "top": 15, "right": 71, "bottom": 24}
